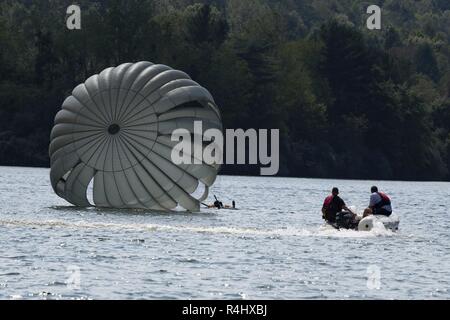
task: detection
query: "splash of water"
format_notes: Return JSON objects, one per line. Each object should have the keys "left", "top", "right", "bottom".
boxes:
{"left": 0, "top": 218, "right": 394, "bottom": 238}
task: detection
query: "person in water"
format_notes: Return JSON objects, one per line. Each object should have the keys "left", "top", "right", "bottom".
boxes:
{"left": 207, "top": 199, "right": 236, "bottom": 209}
{"left": 322, "top": 187, "right": 357, "bottom": 223}
{"left": 214, "top": 199, "right": 224, "bottom": 209}
{"left": 364, "top": 186, "right": 392, "bottom": 217}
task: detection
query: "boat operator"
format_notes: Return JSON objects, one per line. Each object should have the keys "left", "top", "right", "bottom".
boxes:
{"left": 322, "top": 187, "right": 359, "bottom": 227}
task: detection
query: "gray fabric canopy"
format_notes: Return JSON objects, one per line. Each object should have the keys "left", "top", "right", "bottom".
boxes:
{"left": 49, "top": 61, "right": 222, "bottom": 212}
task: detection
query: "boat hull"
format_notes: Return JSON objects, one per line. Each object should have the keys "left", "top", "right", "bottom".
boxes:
{"left": 358, "top": 214, "right": 400, "bottom": 231}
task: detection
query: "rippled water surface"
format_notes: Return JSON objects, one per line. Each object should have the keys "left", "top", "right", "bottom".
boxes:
{"left": 0, "top": 166, "right": 449, "bottom": 299}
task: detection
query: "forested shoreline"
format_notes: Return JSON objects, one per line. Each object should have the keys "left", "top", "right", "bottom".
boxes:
{"left": 0, "top": 0, "right": 449, "bottom": 180}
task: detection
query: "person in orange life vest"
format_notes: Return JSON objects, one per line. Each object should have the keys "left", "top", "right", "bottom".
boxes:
{"left": 363, "top": 186, "right": 393, "bottom": 217}
{"left": 322, "top": 187, "right": 356, "bottom": 223}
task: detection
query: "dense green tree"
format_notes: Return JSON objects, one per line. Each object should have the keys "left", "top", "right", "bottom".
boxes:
{"left": 0, "top": 0, "right": 449, "bottom": 180}
{"left": 415, "top": 43, "right": 440, "bottom": 81}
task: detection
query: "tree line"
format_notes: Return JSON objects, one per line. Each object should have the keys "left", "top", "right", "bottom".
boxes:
{"left": 0, "top": 0, "right": 449, "bottom": 180}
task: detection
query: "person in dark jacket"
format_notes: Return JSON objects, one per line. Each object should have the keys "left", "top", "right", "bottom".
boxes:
{"left": 322, "top": 187, "right": 356, "bottom": 224}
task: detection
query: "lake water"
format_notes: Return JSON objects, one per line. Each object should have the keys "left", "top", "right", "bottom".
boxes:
{"left": 0, "top": 166, "right": 449, "bottom": 300}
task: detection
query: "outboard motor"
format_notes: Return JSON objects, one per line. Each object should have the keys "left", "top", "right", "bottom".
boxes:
{"left": 336, "top": 211, "right": 357, "bottom": 230}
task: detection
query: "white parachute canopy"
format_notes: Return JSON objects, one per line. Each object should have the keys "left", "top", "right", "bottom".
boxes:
{"left": 49, "top": 61, "right": 222, "bottom": 212}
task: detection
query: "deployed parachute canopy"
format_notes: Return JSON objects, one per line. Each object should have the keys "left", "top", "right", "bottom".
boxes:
{"left": 49, "top": 61, "right": 222, "bottom": 212}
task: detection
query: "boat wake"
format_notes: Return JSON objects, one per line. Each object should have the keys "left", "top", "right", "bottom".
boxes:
{"left": 316, "top": 223, "right": 395, "bottom": 238}
{"left": 0, "top": 218, "right": 396, "bottom": 238}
